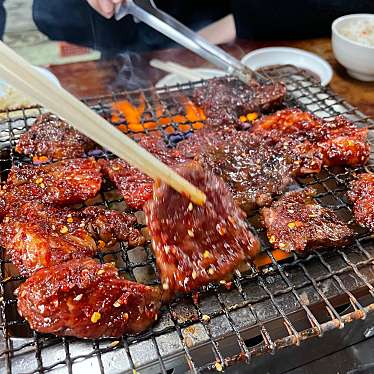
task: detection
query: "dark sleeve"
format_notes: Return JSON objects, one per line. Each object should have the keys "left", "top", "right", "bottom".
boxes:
{"left": 0, "top": 0, "right": 5, "bottom": 40}
{"left": 32, "top": 0, "right": 140, "bottom": 56}
{"left": 156, "top": 0, "right": 231, "bottom": 30}
{"left": 231, "top": 0, "right": 374, "bottom": 40}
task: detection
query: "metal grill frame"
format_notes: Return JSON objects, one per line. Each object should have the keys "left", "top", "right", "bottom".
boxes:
{"left": 1, "top": 65, "right": 374, "bottom": 374}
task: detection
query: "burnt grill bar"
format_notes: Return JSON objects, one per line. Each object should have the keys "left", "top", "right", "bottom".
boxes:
{"left": 0, "top": 65, "right": 374, "bottom": 374}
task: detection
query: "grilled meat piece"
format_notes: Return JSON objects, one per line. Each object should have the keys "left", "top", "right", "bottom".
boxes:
{"left": 99, "top": 159, "right": 153, "bottom": 211}
{"left": 176, "top": 128, "right": 235, "bottom": 159}
{"left": 261, "top": 188, "right": 353, "bottom": 253}
{"left": 1, "top": 202, "right": 97, "bottom": 276}
{"left": 144, "top": 162, "right": 260, "bottom": 294}
{"left": 99, "top": 136, "right": 187, "bottom": 210}
{"left": 348, "top": 173, "right": 374, "bottom": 231}
{"left": 195, "top": 133, "right": 296, "bottom": 212}
{"left": 17, "top": 258, "right": 161, "bottom": 338}
{"left": 83, "top": 206, "right": 145, "bottom": 247}
{"left": 138, "top": 135, "right": 187, "bottom": 165}
{"left": 193, "top": 77, "right": 286, "bottom": 128}
{"left": 251, "top": 108, "right": 370, "bottom": 173}
{"left": 0, "top": 158, "right": 102, "bottom": 218}
{"left": 1, "top": 202, "right": 144, "bottom": 276}
{"left": 177, "top": 128, "right": 297, "bottom": 211}
{"left": 15, "top": 113, "right": 97, "bottom": 161}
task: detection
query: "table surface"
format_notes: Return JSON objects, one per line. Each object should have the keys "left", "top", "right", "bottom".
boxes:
{"left": 49, "top": 37, "right": 374, "bottom": 117}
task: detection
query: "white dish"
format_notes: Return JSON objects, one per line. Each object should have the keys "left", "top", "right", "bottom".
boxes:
{"left": 0, "top": 66, "right": 60, "bottom": 96}
{"left": 241, "top": 47, "right": 333, "bottom": 86}
{"left": 332, "top": 14, "right": 374, "bottom": 82}
{"left": 156, "top": 68, "right": 226, "bottom": 88}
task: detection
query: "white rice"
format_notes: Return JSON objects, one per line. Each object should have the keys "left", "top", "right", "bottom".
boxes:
{"left": 339, "top": 19, "right": 374, "bottom": 47}
{"left": 0, "top": 86, "right": 38, "bottom": 111}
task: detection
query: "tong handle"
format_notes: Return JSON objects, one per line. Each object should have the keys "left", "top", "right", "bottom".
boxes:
{"left": 115, "top": 0, "right": 263, "bottom": 84}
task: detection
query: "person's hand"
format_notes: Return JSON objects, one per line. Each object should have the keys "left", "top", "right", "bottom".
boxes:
{"left": 86, "top": 0, "right": 124, "bottom": 19}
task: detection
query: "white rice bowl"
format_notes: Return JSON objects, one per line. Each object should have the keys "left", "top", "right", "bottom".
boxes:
{"left": 339, "top": 18, "right": 374, "bottom": 47}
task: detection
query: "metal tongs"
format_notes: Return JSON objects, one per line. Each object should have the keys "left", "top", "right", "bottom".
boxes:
{"left": 115, "top": 0, "right": 268, "bottom": 84}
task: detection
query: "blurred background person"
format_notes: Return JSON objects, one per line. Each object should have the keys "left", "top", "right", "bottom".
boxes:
{"left": 31, "top": 0, "right": 374, "bottom": 58}
{"left": 32, "top": 0, "right": 232, "bottom": 58}
{"left": 2, "top": 0, "right": 372, "bottom": 60}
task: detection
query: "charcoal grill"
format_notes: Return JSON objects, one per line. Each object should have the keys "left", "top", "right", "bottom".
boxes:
{"left": 1, "top": 65, "right": 374, "bottom": 374}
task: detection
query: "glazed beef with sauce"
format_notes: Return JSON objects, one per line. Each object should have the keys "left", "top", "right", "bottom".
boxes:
{"left": 261, "top": 188, "right": 353, "bottom": 253}
{"left": 0, "top": 158, "right": 102, "bottom": 218}
{"left": 177, "top": 127, "right": 314, "bottom": 212}
{"left": 17, "top": 258, "right": 161, "bottom": 338}
{"left": 194, "top": 131, "right": 298, "bottom": 212}
{"left": 144, "top": 162, "right": 260, "bottom": 294}
{"left": 82, "top": 205, "right": 145, "bottom": 247}
{"left": 176, "top": 127, "right": 236, "bottom": 159}
{"left": 16, "top": 113, "right": 98, "bottom": 161}
{"left": 16, "top": 113, "right": 97, "bottom": 161}
{"left": 99, "top": 135, "right": 187, "bottom": 210}
{"left": 348, "top": 173, "right": 374, "bottom": 232}
{"left": 251, "top": 108, "right": 370, "bottom": 173}
{"left": 0, "top": 201, "right": 144, "bottom": 276}
{"left": 193, "top": 77, "right": 286, "bottom": 128}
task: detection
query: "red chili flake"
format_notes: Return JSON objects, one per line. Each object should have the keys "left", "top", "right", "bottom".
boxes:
{"left": 192, "top": 291, "right": 199, "bottom": 304}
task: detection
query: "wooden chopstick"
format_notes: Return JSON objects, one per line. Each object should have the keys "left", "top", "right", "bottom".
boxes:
{"left": 150, "top": 59, "right": 204, "bottom": 81}
{"left": 0, "top": 41, "right": 206, "bottom": 205}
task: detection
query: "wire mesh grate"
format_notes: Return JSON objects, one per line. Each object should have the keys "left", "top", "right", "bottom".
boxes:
{"left": 1, "top": 65, "right": 374, "bottom": 374}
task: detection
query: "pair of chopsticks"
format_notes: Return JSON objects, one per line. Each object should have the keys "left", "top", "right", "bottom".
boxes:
{"left": 150, "top": 59, "right": 206, "bottom": 81}
{"left": 0, "top": 41, "right": 206, "bottom": 205}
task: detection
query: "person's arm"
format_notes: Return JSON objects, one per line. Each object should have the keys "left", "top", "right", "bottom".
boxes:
{"left": 86, "top": 0, "right": 123, "bottom": 19}
{"left": 197, "top": 14, "right": 236, "bottom": 45}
